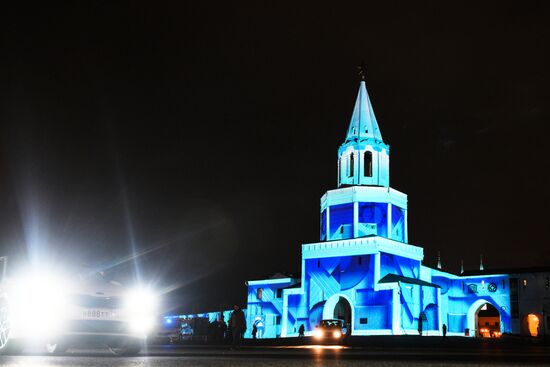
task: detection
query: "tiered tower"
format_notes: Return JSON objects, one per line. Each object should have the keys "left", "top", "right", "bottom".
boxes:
{"left": 320, "top": 80, "right": 408, "bottom": 243}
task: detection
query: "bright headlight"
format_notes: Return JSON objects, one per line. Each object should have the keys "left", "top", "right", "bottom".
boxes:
{"left": 314, "top": 329, "right": 323, "bottom": 339}
{"left": 125, "top": 288, "right": 157, "bottom": 312}
{"left": 124, "top": 287, "right": 158, "bottom": 335}
{"left": 11, "top": 274, "right": 69, "bottom": 336}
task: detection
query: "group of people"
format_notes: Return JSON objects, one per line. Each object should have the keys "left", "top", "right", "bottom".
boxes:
{"left": 207, "top": 305, "right": 247, "bottom": 349}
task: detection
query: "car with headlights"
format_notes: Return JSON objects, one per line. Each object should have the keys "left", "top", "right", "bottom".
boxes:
{"left": 313, "top": 319, "right": 345, "bottom": 343}
{"left": 0, "top": 258, "right": 158, "bottom": 356}
{"left": 179, "top": 322, "right": 194, "bottom": 341}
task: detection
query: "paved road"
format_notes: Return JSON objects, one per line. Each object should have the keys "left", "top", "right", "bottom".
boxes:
{"left": 1, "top": 344, "right": 550, "bottom": 366}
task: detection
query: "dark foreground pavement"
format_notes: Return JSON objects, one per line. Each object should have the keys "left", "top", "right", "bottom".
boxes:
{"left": 0, "top": 355, "right": 548, "bottom": 367}
{"left": 1, "top": 336, "right": 549, "bottom": 366}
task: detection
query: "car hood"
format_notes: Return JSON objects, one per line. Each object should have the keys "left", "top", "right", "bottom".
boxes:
{"left": 73, "top": 273, "right": 126, "bottom": 298}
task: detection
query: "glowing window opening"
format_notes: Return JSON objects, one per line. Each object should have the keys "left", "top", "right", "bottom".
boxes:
{"left": 348, "top": 153, "right": 354, "bottom": 177}
{"left": 364, "top": 151, "right": 372, "bottom": 177}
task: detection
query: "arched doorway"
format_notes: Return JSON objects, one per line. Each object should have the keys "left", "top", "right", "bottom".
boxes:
{"left": 476, "top": 303, "right": 501, "bottom": 337}
{"left": 423, "top": 304, "right": 438, "bottom": 335}
{"left": 334, "top": 297, "right": 352, "bottom": 326}
{"left": 467, "top": 300, "right": 502, "bottom": 338}
{"left": 322, "top": 294, "right": 353, "bottom": 335}
{"left": 526, "top": 314, "right": 540, "bottom": 337}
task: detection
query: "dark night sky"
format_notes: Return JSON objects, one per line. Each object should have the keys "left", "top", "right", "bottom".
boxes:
{"left": 0, "top": 2, "right": 549, "bottom": 314}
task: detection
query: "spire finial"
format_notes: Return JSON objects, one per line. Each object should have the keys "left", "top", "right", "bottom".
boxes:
{"left": 460, "top": 259, "right": 464, "bottom": 274}
{"left": 479, "top": 254, "right": 484, "bottom": 271}
{"left": 357, "top": 61, "right": 367, "bottom": 81}
{"left": 436, "top": 251, "right": 442, "bottom": 269}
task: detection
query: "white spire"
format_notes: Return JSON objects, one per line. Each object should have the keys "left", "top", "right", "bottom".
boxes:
{"left": 479, "top": 254, "right": 484, "bottom": 271}
{"left": 436, "top": 251, "right": 442, "bottom": 269}
{"left": 345, "top": 81, "right": 383, "bottom": 143}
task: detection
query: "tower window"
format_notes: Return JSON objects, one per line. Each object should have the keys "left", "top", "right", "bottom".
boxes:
{"left": 348, "top": 153, "right": 354, "bottom": 177}
{"left": 364, "top": 151, "right": 372, "bottom": 177}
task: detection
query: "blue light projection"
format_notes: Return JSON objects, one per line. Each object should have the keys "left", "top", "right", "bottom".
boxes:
{"left": 240, "top": 80, "right": 512, "bottom": 338}
{"left": 170, "top": 80, "right": 512, "bottom": 339}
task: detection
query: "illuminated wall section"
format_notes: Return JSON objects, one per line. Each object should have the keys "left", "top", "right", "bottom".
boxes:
{"left": 358, "top": 203, "right": 388, "bottom": 238}
{"left": 244, "top": 277, "right": 298, "bottom": 338}
{"left": 328, "top": 203, "right": 354, "bottom": 240}
{"left": 321, "top": 186, "right": 408, "bottom": 242}
{"left": 380, "top": 253, "right": 420, "bottom": 280}
{"left": 275, "top": 236, "right": 426, "bottom": 337}
{"left": 427, "top": 268, "right": 512, "bottom": 336}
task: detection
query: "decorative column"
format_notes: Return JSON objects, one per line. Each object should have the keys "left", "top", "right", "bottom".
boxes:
{"left": 374, "top": 252, "right": 381, "bottom": 291}
{"left": 281, "top": 293, "right": 289, "bottom": 337}
{"left": 387, "top": 203, "right": 392, "bottom": 239}
{"left": 326, "top": 206, "right": 331, "bottom": 241}
{"left": 404, "top": 209, "right": 408, "bottom": 243}
{"left": 353, "top": 202, "right": 359, "bottom": 238}
{"left": 437, "top": 288, "right": 443, "bottom": 335}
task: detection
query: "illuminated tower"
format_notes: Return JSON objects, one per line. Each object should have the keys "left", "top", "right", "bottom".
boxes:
{"left": 320, "top": 80, "right": 408, "bottom": 243}
{"left": 337, "top": 80, "right": 389, "bottom": 187}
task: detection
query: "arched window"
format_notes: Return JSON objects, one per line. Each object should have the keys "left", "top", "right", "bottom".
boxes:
{"left": 364, "top": 151, "right": 372, "bottom": 177}
{"left": 348, "top": 153, "right": 354, "bottom": 177}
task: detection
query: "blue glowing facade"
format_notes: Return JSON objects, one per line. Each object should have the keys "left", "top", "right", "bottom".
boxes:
{"left": 243, "top": 80, "right": 516, "bottom": 338}
{"left": 171, "top": 79, "right": 549, "bottom": 339}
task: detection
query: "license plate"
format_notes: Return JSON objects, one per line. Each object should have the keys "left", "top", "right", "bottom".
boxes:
{"left": 82, "top": 309, "right": 117, "bottom": 320}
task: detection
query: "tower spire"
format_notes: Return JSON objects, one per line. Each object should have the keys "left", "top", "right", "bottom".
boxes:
{"left": 479, "top": 254, "right": 484, "bottom": 271}
{"left": 436, "top": 251, "right": 442, "bottom": 269}
{"left": 460, "top": 259, "right": 464, "bottom": 274}
{"left": 337, "top": 66, "right": 390, "bottom": 188}
{"left": 345, "top": 75, "right": 383, "bottom": 143}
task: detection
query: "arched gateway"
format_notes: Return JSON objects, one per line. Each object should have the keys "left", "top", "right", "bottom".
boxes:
{"left": 467, "top": 299, "right": 502, "bottom": 337}
{"left": 322, "top": 294, "right": 353, "bottom": 335}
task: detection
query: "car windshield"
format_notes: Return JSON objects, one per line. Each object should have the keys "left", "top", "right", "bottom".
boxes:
{"left": 320, "top": 320, "right": 342, "bottom": 328}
